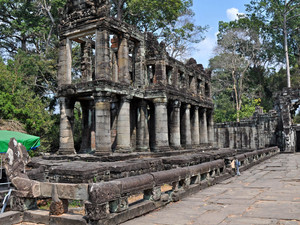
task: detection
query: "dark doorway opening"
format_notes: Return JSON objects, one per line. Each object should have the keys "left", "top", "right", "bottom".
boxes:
{"left": 297, "top": 131, "right": 300, "bottom": 152}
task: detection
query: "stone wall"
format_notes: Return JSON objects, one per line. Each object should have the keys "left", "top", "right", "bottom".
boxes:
{"left": 215, "top": 108, "right": 279, "bottom": 150}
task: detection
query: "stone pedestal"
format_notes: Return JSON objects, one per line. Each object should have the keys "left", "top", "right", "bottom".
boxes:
{"left": 181, "top": 104, "right": 192, "bottom": 148}
{"left": 199, "top": 109, "right": 208, "bottom": 144}
{"left": 116, "top": 97, "right": 131, "bottom": 152}
{"left": 169, "top": 101, "right": 181, "bottom": 149}
{"left": 191, "top": 106, "right": 200, "bottom": 146}
{"left": 58, "top": 97, "right": 76, "bottom": 155}
{"left": 136, "top": 101, "right": 149, "bottom": 151}
{"left": 95, "top": 94, "right": 111, "bottom": 155}
{"left": 153, "top": 98, "right": 169, "bottom": 151}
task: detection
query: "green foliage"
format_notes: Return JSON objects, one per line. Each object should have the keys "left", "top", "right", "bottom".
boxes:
{"left": 0, "top": 56, "right": 55, "bottom": 152}
{"left": 294, "top": 113, "right": 300, "bottom": 124}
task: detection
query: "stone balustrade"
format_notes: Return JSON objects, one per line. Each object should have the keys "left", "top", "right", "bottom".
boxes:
{"left": 4, "top": 147, "right": 279, "bottom": 225}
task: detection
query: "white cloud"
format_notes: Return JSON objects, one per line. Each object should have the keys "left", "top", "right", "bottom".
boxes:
{"left": 191, "top": 34, "right": 218, "bottom": 68}
{"left": 226, "top": 8, "right": 244, "bottom": 21}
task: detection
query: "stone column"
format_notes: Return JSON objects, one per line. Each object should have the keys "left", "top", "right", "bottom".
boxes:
{"left": 94, "top": 93, "right": 111, "bottom": 155}
{"left": 116, "top": 96, "right": 131, "bottom": 152}
{"left": 191, "top": 106, "right": 200, "bottom": 146}
{"left": 136, "top": 100, "right": 149, "bottom": 151}
{"left": 135, "top": 41, "right": 145, "bottom": 87}
{"left": 169, "top": 100, "right": 181, "bottom": 149}
{"left": 153, "top": 98, "right": 169, "bottom": 151}
{"left": 79, "top": 101, "right": 93, "bottom": 154}
{"left": 95, "top": 28, "right": 111, "bottom": 80}
{"left": 81, "top": 40, "right": 92, "bottom": 82}
{"left": 118, "top": 34, "right": 130, "bottom": 84}
{"left": 199, "top": 109, "right": 208, "bottom": 144}
{"left": 207, "top": 110, "right": 215, "bottom": 145}
{"left": 181, "top": 104, "right": 192, "bottom": 148}
{"left": 57, "top": 38, "right": 72, "bottom": 87}
{"left": 58, "top": 97, "right": 76, "bottom": 155}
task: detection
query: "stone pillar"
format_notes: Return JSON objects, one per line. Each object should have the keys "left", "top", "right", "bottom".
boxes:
{"left": 153, "top": 98, "right": 169, "bottom": 151}
{"left": 57, "top": 38, "right": 72, "bottom": 87}
{"left": 118, "top": 34, "right": 130, "bottom": 84}
{"left": 135, "top": 41, "right": 145, "bottom": 87}
{"left": 229, "top": 126, "right": 236, "bottom": 149}
{"left": 95, "top": 28, "right": 111, "bottom": 80}
{"left": 81, "top": 40, "right": 92, "bottom": 82}
{"left": 94, "top": 93, "right": 111, "bottom": 155}
{"left": 191, "top": 106, "right": 200, "bottom": 146}
{"left": 58, "top": 97, "right": 76, "bottom": 155}
{"left": 79, "top": 101, "right": 93, "bottom": 154}
{"left": 155, "top": 60, "right": 167, "bottom": 84}
{"left": 169, "top": 100, "right": 181, "bottom": 149}
{"left": 181, "top": 104, "right": 192, "bottom": 148}
{"left": 116, "top": 96, "right": 131, "bottom": 152}
{"left": 207, "top": 110, "right": 215, "bottom": 145}
{"left": 199, "top": 109, "right": 208, "bottom": 144}
{"left": 136, "top": 100, "right": 149, "bottom": 151}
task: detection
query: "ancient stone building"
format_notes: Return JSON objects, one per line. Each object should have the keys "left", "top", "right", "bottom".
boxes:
{"left": 57, "top": 0, "right": 214, "bottom": 155}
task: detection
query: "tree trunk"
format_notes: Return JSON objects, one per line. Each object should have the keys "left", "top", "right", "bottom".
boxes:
{"left": 284, "top": 1, "right": 291, "bottom": 88}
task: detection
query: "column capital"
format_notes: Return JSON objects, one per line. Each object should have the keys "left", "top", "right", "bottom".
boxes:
{"left": 200, "top": 108, "right": 207, "bottom": 113}
{"left": 153, "top": 98, "right": 168, "bottom": 105}
{"left": 122, "top": 33, "right": 130, "bottom": 40}
{"left": 194, "top": 105, "right": 199, "bottom": 110}
{"left": 172, "top": 100, "right": 181, "bottom": 108}
{"left": 183, "top": 103, "right": 191, "bottom": 109}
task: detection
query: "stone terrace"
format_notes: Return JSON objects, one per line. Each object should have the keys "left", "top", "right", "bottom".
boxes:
{"left": 123, "top": 153, "right": 300, "bottom": 225}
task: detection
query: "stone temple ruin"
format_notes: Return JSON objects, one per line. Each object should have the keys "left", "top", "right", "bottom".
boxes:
{"left": 57, "top": 0, "right": 214, "bottom": 155}
{"left": 0, "top": 0, "right": 299, "bottom": 224}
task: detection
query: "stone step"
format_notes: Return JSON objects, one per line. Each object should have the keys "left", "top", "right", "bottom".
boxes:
{"left": 0, "top": 211, "right": 22, "bottom": 225}
{"left": 23, "top": 210, "right": 87, "bottom": 225}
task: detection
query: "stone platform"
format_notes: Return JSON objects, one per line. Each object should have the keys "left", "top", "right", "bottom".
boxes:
{"left": 123, "top": 153, "right": 300, "bottom": 225}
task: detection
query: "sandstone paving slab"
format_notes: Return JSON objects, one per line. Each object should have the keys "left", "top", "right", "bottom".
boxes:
{"left": 210, "top": 187, "right": 264, "bottom": 200}
{"left": 121, "top": 154, "right": 300, "bottom": 225}
{"left": 258, "top": 190, "right": 300, "bottom": 202}
{"left": 219, "top": 216, "right": 279, "bottom": 225}
{"left": 244, "top": 201, "right": 300, "bottom": 221}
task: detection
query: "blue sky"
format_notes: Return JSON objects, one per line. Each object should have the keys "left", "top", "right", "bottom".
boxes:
{"left": 190, "top": 0, "right": 250, "bottom": 67}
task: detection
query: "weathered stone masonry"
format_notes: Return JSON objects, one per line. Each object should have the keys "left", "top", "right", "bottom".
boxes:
{"left": 57, "top": 0, "right": 214, "bottom": 155}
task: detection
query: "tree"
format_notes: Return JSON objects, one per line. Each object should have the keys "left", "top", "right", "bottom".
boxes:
{"left": 110, "top": 0, "right": 207, "bottom": 59}
{"left": 245, "top": 0, "right": 300, "bottom": 88}
{"left": 0, "top": 0, "right": 66, "bottom": 56}
{"left": 210, "top": 28, "right": 261, "bottom": 122}
{"left": 0, "top": 57, "right": 55, "bottom": 152}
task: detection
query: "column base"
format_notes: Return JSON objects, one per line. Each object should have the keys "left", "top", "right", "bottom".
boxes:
{"left": 58, "top": 148, "right": 76, "bottom": 155}
{"left": 78, "top": 148, "right": 93, "bottom": 154}
{"left": 170, "top": 146, "right": 182, "bottom": 150}
{"left": 135, "top": 146, "right": 150, "bottom": 152}
{"left": 152, "top": 146, "right": 170, "bottom": 152}
{"left": 181, "top": 144, "right": 193, "bottom": 149}
{"left": 115, "top": 146, "right": 132, "bottom": 153}
{"left": 94, "top": 146, "right": 111, "bottom": 156}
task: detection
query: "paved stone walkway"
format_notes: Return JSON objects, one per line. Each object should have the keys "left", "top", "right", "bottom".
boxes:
{"left": 123, "top": 154, "right": 300, "bottom": 225}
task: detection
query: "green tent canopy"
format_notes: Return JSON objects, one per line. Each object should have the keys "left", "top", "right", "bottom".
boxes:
{"left": 0, "top": 130, "right": 40, "bottom": 153}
